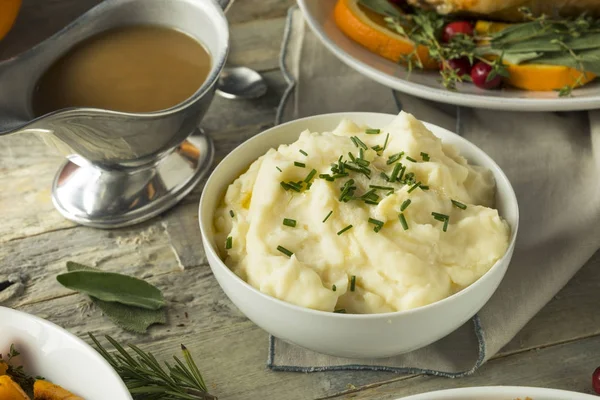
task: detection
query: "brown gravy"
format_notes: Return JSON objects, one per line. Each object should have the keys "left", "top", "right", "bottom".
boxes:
{"left": 33, "top": 25, "right": 211, "bottom": 115}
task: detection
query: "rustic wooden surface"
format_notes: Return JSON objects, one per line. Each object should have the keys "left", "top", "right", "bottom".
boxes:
{"left": 1, "top": 1, "right": 599, "bottom": 399}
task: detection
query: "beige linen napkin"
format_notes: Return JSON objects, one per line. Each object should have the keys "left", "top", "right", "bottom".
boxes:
{"left": 268, "top": 7, "right": 600, "bottom": 376}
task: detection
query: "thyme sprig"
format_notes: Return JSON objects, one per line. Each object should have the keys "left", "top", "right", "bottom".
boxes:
{"left": 89, "top": 334, "right": 217, "bottom": 400}
{"left": 359, "top": 0, "right": 599, "bottom": 93}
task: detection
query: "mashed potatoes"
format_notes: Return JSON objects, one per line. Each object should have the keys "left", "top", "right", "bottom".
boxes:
{"left": 214, "top": 112, "right": 510, "bottom": 314}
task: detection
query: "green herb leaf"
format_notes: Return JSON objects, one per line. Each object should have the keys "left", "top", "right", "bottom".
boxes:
{"left": 365, "top": 128, "right": 381, "bottom": 134}
{"left": 66, "top": 262, "right": 166, "bottom": 333}
{"left": 399, "top": 213, "right": 409, "bottom": 230}
{"left": 400, "top": 199, "right": 411, "bottom": 211}
{"left": 337, "top": 225, "right": 353, "bottom": 235}
{"left": 299, "top": 149, "right": 308, "bottom": 156}
{"left": 350, "top": 275, "right": 357, "bottom": 291}
{"left": 451, "top": 199, "right": 467, "bottom": 210}
{"left": 323, "top": 210, "right": 333, "bottom": 223}
{"left": 294, "top": 161, "right": 306, "bottom": 168}
{"left": 277, "top": 245, "right": 293, "bottom": 257}
{"left": 57, "top": 268, "right": 165, "bottom": 311}
{"left": 283, "top": 218, "right": 297, "bottom": 227}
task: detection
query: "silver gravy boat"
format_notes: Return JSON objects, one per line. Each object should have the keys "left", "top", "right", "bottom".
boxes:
{"left": 0, "top": 0, "right": 231, "bottom": 228}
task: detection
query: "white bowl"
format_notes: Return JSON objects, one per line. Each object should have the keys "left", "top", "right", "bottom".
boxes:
{"left": 398, "top": 386, "right": 598, "bottom": 399}
{"left": 199, "top": 112, "right": 519, "bottom": 358}
{"left": 0, "top": 306, "right": 132, "bottom": 400}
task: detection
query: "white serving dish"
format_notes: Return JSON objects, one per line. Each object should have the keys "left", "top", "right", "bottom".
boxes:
{"left": 0, "top": 306, "right": 132, "bottom": 400}
{"left": 199, "top": 112, "right": 519, "bottom": 358}
{"left": 398, "top": 386, "right": 598, "bottom": 399}
{"left": 297, "top": 0, "right": 600, "bottom": 112}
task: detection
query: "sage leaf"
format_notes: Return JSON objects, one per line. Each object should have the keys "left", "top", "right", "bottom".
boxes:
{"left": 359, "top": 0, "right": 402, "bottom": 18}
{"left": 531, "top": 47, "right": 600, "bottom": 75}
{"left": 58, "top": 267, "right": 165, "bottom": 310}
{"left": 66, "top": 262, "right": 165, "bottom": 333}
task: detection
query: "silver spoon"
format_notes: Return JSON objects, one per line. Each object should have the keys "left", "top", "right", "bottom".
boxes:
{"left": 216, "top": 66, "right": 267, "bottom": 100}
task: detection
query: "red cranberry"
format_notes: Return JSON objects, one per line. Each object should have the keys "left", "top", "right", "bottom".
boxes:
{"left": 442, "top": 21, "right": 474, "bottom": 43}
{"left": 471, "top": 62, "right": 502, "bottom": 89}
{"left": 593, "top": 367, "right": 600, "bottom": 394}
{"left": 441, "top": 57, "right": 472, "bottom": 77}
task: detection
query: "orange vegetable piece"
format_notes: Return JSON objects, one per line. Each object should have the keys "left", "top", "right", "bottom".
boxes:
{"left": 0, "top": 375, "right": 31, "bottom": 400}
{"left": 0, "top": 0, "right": 21, "bottom": 41}
{"left": 334, "top": 0, "right": 437, "bottom": 69}
{"left": 475, "top": 20, "right": 596, "bottom": 91}
{"left": 0, "top": 361, "right": 8, "bottom": 375}
{"left": 33, "top": 380, "right": 83, "bottom": 400}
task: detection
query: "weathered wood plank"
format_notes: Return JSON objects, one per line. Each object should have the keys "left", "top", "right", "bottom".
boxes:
{"left": 326, "top": 334, "right": 600, "bottom": 399}
{"left": 227, "top": 0, "right": 294, "bottom": 24}
{"left": 0, "top": 222, "right": 180, "bottom": 307}
{"left": 229, "top": 17, "right": 287, "bottom": 72}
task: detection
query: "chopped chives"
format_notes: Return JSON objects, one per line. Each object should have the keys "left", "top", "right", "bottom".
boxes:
{"left": 280, "top": 181, "right": 301, "bottom": 192}
{"left": 334, "top": 308, "right": 346, "bottom": 313}
{"left": 355, "top": 158, "right": 370, "bottom": 167}
{"left": 420, "top": 185, "right": 429, "bottom": 190}
{"left": 351, "top": 136, "right": 368, "bottom": 150}
{"left": 365, "top": 128, "right": 380, "bottom": 134}
{"left": 400, "top": 199, "right": 411, "bottom": 211}
{"left": 348, "top": 152, "right": 356, "bottom": 162}
{"left": 319, "top": 174, "right": 335, "bottom": 181}
{"left": 398, "top": 166, "right": 406, "bottom": 182}
{"left": 277, "top": 245, "right": 293, "bottom": 257}
{"left": 443, "top": 218, "right": 449, "bottom": 232}
{"left": 382, "top": 133, "right": 390, "bottom": 151}
{"left": 359, "top": 148, "right": 364, "bottom": 159}
{"left": 294, "top": 161, "right": 306, "bottom": 168}
{"left": 390, "top": 163, "right": 402, "bottom": 182}
{"left": 420, "top": 152, "right": 430, "bottom": 161}
{"left": 225, "top": 236, "right": 232, "bottom": 249}
{"left": 432, "top": 212, "right": 449, "bottom": 221}
{"left": 452, "top": 199, "right": 467, "bottom": 210}
{"left": 304, "top": 169, "right": 317, "bottom": 183}
{"left": 332, "top": 285, "right": 337, "bottom": 292}
{"left": 337, "top": 225, "right": 353, "bottom": 235}
{"left": 406, "top": 156, "right": 417, "bottom": 162}
{"left": 331, "top": 173, "right": 349, "bottom": 179}
{"left": 364, "top": 200, "right": 380, "bottom": 205}
{"left": 306, "top": 182, "right": 313, "bottom": 190}
{"left": 299, "top": 149, "right": 308, "bottom": 156}
{"left": 229, "top": 210, "right": 235, "bottom": 218}
{"left": 387, "top": 152, "right": 404, "bottom": 165}
{"left": 407, "top": 181, "right": 421, "bottom": 193}
{"left": 350, "top": 275, "right": 356, "bottom": 291}
{"left": 369, "top": 185, "right": 394, "bottom": 191}
{"left": 323, "top": 210, "right": 333, "bottom": 223}
{"left": 399, "top": 213, "right": 409, "bottom": 230}
{"left": 368, "top": 218, "right": 384, "bottom": 233}
{"left": 283, "top": 218, "right": 297, "bottom": 227}
{"left": 380, "top": 172, "right": 391, "bottom": 182}
{"left": 276, "top": 166, "right": 282, "bottom": 172}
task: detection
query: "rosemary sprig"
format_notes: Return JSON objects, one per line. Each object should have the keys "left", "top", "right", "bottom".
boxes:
{"left": 89, "top": 334, "right": 217, "bottom": 400}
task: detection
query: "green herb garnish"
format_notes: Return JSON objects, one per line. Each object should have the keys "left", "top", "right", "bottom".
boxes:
{"left": 294, "top": 161, "right": 306, "bottom": 168}
{"left": 400, "top": 199, "right": 412, "bottom": 211}
{"left": 420, "top": 185, "right": 429, "bottom": 190}
{"left": 387, "top": 152, "right": 404, "bottom": 165}
{"left": 451, "top": 199, "right": 467, "bottom": 210}
{"left": 365, "top": 128, "right": 380, "bottom": 134}
{"left": 432, "top": 212, "right": 450, "bottom": 232}
{"left": 420, "top": 152, "right": 430, "bottom": 161}
{"left": 407, "top": 181, "right": 421, "bottom": 193}
{"left": 304, "top": 169, "right": 317, "bottom": 183}
{"left": 351, "top": 136, "right": 368, "bottom": 150}
{"left": 299, "top": 149, "right": 308, "bottom": 156}
{"left": 226, "top": 236, "right": 233, "bottom": 249}
{"left": 406, "top": 156, "right": 417, "bottom": 163}
{"left": 283, "top": 218, "right": 297, "bottom": 227}
{"left": 323, "top": 210, "right": 333, "bottom": 223}
{"left": 90, "top": 334, "right": 216, "bottom": 400}
{"left": 332, "top": 284, "right": 337, "bottom": 292}
{"left": 337, "top": 225, "right": 353, "bottom": 235}
{"left": 369, "top": 185, "right": 394, "bottom": 191}
{"left": 399, "top": 213, "right": 409, "bottom": 230}
{"left": 229, "top": 210, "right": 235, "bottom": 218}
{"left": 350, "top": 275, "right": 356, "bottom": 291}
{"left": 390, "top": 163, "right": 403, "bottom": 182}
{"left": 276, "top": 166, "right": 282, "bottom": 172}
{"left": 280, "top": 181, "right": 302, "bottom": 192}
{"left": 368, "top": 218, "right": 384, "bottom": 233}
{"left": 334, "top": 308, "right": 347, "bottom": 313}
{"left": 277, "top": 245, "right": 293, "bottom": 257}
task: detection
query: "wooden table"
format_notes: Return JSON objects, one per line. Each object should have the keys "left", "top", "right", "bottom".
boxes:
{"left": 1, "top": 1, "right": 599, "bottom": 399}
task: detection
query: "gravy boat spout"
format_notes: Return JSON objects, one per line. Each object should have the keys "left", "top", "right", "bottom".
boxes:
{"left": 0, "top": 0, "right": 230, "bottom": 227}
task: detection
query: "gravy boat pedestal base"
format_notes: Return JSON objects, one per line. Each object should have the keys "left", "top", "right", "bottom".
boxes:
{"left": 52, "top": 132, "right": 213, "bottom": 228}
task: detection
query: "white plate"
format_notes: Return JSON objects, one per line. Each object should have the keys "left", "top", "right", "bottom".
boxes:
{"left": 0, "top": 306, "right": 132, "bottom": 400}
{"left": 398, "top": 386, "right": 598, "bottom": 399}
{"left": 297, "top": 0, "right": 600, "bottom": 112}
